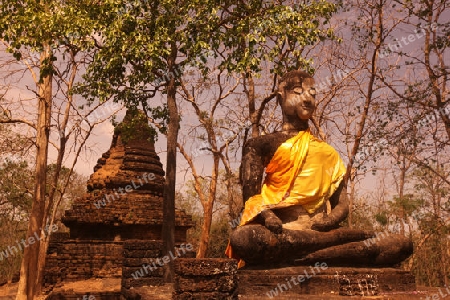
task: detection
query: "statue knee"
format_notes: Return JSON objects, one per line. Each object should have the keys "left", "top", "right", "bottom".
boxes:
{"left": 230, "top": 225, "right": 267, "bottom": 251}
{"left": 230, "top": 224, "right": 280, "bottom": 264}
{"left": 374, "top": 234, "right": 413, "bottom": 266}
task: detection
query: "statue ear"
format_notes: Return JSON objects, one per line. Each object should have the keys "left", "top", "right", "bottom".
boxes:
{"left": 276, "top": 90, "right": 283, "bottom": 106}
{"left": 277, "top": 81, "right": 286, "bottom": 105}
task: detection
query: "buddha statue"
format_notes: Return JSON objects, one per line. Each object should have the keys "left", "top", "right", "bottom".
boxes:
{"left": 226, "top": 70, "right": 413, "bottom": 268}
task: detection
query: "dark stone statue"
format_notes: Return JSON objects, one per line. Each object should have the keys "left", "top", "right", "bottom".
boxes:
{"left": 227, "top": 70, "right": 413, "bottom": 267}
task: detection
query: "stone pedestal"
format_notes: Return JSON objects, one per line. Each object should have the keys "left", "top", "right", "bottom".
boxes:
{"left": 237, "top": 266, "right": 416, "bottom": 298}
{"left": 173, "top": 258, "right": 238, "bottom": 299}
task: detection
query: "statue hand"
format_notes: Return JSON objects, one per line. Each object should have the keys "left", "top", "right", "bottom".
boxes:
{"left": 311, "top": 216, "right": 337, "bottom": 232}
{"left": 261, "top": 209, "right": 283, "bottom": 234}
{"left": 312, "top": 182, "right": 349, "bottom": 232}
{"left": 265, "top": 215, "right": 283, "bottom": 233}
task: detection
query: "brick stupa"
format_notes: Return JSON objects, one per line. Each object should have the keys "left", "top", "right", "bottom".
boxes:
{"left": 44, "top": 109, "right": 193, "bottom": 293}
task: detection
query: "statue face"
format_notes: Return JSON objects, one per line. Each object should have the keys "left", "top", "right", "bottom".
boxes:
{"left": 280, "top": 76, "right": 316, "bottom": 120}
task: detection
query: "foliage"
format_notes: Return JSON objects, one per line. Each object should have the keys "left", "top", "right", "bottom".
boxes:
{"left": 348, "top": 197, "right": 376, "bottom": 231}
{"left": 412, "top": 213, "right": 450, "bottom": 286}
{"left": 0, "top": 218, "right": 25, "bottom": 283}
{"left": 364, "top": 165, "right": 450, "bottom": 286}
{"left": 0, "top": 160, "right": 33, "bottom": 219}
{"left": 176, "top": 173, "right": 236, "bottom": 257}
{"left": 77, "top": 0, "right": 220, "bottom": 104}
{"left": 45, "top": 164, "right": 87, "bottom": 222}
{"left": 77, "top": 0, "right": 340, "bottom": 117}
{"left": 214, "top": 0, "right": 339, "bottom": 75}
{"left": 388, "top": 195, "right": 424, "bottom": 221}
{"left": 181, "top": 211, "right": 231, "bottom": 259}
{"left": 0, "top": 159, "right": 31, "bottom": 283}
{"left": 409, "top": 165, "right": 450, "bottom": 285}
{"left": 114, "top": 108, "right": 160, "bottom": 143}
{"left": 183, "top": 214, "right": 231, "bottom": 258}
{"left": 374, "top": 212, "right": 389, "bottom": 227}
{"left": 176, "top": 176, "right": 229, "bottom": 218}
{"left": 0, "top": 0, "right": 100, "bottom": 81}
{"left": 0, "top": 125, "right": 33, "bottom": 159}
{"left": 205, "top": 215, "right": 230, "bottom": 258}
{"left": 0, "top": 1, "right": 112, "bottom": 295}
{"left": 0, "top": 160, "right": 86, "bottom": 284}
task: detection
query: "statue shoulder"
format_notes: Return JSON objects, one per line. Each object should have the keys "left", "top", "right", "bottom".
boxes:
{"left": 310, "top": 137, "right": 344, "bottom": 161}
{"left": 243, "top": 132, "right": 292, "bottom": 155}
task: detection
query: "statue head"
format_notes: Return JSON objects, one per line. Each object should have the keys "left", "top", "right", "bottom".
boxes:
{"left": 277, "top": 70, "right": 316, "bottom": 128}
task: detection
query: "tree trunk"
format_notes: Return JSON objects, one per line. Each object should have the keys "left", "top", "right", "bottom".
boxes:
{"left": 196, "top": 154, "right": 220, "bottom": 258}
{"left": 162, "top": 44, "right": 178, "bottom": 283}
{"left": 196, "top": 196, "right": 214, "bottom": 258}
{"left": 225, "top": 170, "right": 240, "bottom": 222}
{"left": 347, "top": 173, "right": 356, "bottom": 228}
{"left": 35, "top": 117, "right": 67, "bottom": 291}
{"left": 444, "top": 238, "right": 449, "bottom": 286}
{"left": 398, "top": 156, "right": 406, "bottom": 236}
{"left": 16, "top": 45, "right": 53, "bottom": 300}
{"left": 245, "top": 73, "right": 258, "bottom": 138}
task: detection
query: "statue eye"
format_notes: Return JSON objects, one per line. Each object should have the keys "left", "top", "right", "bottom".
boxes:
{"left": 291, "top": 87, "right": 303, "bottom": 94}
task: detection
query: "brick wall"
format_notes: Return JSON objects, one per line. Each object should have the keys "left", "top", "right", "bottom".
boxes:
{"left": 44, "top": 239, "right": 123, "bottom": 290}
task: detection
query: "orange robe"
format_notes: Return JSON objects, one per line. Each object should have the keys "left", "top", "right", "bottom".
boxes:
{"left": 225, "top": 129, "right": 346, "bottom": 267}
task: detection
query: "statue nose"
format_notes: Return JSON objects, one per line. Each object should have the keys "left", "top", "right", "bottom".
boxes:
{"left": 303, "top": 97, "right": 315, "bottom": 107}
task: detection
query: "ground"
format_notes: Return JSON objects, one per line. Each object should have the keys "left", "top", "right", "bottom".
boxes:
{"left": 0, "top": 280, "right": 446, "bottom": 299}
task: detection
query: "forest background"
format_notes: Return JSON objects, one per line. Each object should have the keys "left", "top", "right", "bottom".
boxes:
{"left": 0, "top": 0, "right": 448, "bottom": 297}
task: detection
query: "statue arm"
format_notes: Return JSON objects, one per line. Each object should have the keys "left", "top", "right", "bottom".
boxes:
{"left": 240, "top": 135, "right": 284, "bottom": 233}
{"left": 240, "top": 139, "right": 265, "bottom": 203}
{"left": 240, "top": 148, "right": 283, "bottom": 232}
{"left": 241, "top": 133, "right": 289, "bottom": 202}
{"left": 311, "top": 181, "right": 349, "bottom": 232}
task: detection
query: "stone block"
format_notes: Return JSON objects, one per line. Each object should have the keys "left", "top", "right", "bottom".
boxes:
{"left": 121, "top": 277, "right": 164, "bottom": 288}
{"left": 172, "top": 291, "right": 238, "bottom": 300}
{"left": 174, "top": 258, "right": 238, "bottom": 276}
{"left": 173, "top": 258, "right": 238, "bottom": 299}
{"left": 175, "top": 275, "right": 237, "bottom": 292}
{"left": 237, "top": 266, "right": 416, "bottom": 296}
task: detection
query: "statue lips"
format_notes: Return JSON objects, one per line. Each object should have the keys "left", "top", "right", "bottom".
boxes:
{"left": 297, "top": 104, "right": 315, "bottom": 120}
{"left": 301, "top": 105, "right": 314, "bottom": 111}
